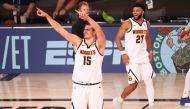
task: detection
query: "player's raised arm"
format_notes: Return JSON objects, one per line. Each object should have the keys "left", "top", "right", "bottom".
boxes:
{"left": 75, "top": 10, "right": 106, "bottom": 54}
{"left": 36, "top": 8, "right": 81, "bottom": 47}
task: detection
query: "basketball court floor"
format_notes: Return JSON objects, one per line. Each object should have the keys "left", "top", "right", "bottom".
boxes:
{"left": 0, "top": 73, "right": 189, "bottom": 109}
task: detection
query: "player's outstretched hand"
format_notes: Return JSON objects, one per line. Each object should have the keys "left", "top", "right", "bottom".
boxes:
{"left": 75, "top": 10, "right": 88, "bottom": 21}
{"left": 36, "top": 7, "right": 49, "bottom": 17}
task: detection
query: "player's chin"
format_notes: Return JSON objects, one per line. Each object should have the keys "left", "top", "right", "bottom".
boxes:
{"left": 134, "top": 16, "right": 139, "bottom": 20}
{"left": 84, "top": 35, "right": 90, "bottom": 39}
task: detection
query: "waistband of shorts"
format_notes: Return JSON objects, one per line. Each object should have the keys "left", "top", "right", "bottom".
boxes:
{"left": 73, "top": 81, "right": 101, "bottom": 86}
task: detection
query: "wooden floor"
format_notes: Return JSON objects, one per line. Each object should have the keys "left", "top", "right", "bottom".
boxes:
{"left": 0, "top": 73, "right": 189, "bottom": 109}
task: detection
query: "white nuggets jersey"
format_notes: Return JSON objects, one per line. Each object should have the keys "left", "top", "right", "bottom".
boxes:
{"left": 125, "top": 18, "right": 149, "bottom": 63}
{"left": 72, "top": 39, "right": 104, "bottom": 83}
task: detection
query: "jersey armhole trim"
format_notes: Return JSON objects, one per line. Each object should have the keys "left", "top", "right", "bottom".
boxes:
{"left": 75, "top": 40, "right": 83, "bottom": 54}
{"left": 126, "top": 19, "right": 132, "bottom": 33}
{"left": 95, "top": 42, "right": 104, "bottom": 56}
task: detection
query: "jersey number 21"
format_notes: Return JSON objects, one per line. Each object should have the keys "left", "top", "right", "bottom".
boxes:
{"left": 136, "top": 35, "right": 144, "bottom": 43}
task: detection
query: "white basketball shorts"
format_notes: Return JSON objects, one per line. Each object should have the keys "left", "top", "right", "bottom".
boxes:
{"left": 71, "top": 82, "right": 104, "bottom": 109}
{"left": 126, "top": 62, "right": 155, "bottom": 84}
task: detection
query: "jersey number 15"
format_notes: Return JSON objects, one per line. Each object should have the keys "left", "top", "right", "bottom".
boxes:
{"left": 84, "top": 56, "right": 91, "bottom": 65}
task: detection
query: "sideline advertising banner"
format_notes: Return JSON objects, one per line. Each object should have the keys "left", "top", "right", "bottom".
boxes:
{"left": 0, "top": 25, "right": 188, "bottom": 73}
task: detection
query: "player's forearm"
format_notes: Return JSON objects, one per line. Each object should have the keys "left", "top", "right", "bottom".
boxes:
{"left": 147, "top": 39, "right": 153, "bottom": 52}
{"left": 45, "top": 15, "right": 75, "bottom": 44}
{"left": 115, "top": 36, "right": 125, "bottom": 51}
{"left": 86, "top": 16, "right": 102, "bottom": 32}
{"left": 86, "top": 16, "right": 106, "bottom": 43}
{"left": 46, "top": 15, "right": 68, "bottom": 36}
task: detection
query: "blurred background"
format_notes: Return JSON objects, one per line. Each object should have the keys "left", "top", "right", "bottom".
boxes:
{"left": 0, "top": 0, "right": 190, "bottom": 25}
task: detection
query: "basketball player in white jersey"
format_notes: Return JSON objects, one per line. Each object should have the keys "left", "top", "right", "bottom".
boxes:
{"left": 113, "top": 2, "right": 155, "bottom": 109}
{"left": 179, "top": 21, "right": 190, "bottom": 107}
{"left": 36, "top": 8, "right": 106, "bottom": 109}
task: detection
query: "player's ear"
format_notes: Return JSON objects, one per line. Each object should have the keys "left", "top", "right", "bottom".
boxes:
{"left": 142, "top": 10, "right": 144, "bottom": 15}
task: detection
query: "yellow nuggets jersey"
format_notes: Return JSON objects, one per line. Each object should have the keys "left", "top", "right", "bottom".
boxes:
{"left": 125, "top": 18, "right": 149, "bottom": 63}
{"left": 72, "top": 39, "right": 104, "bottom": 83}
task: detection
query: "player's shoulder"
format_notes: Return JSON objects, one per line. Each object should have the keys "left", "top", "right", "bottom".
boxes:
{"left": 144, "top": 19, "right": 150, "bottom": 25}
{"left": 120, "top": 19, "right": 132, "bottom": 28}
{"left": 123, "top": 19, "right": 131, "bottom": 24}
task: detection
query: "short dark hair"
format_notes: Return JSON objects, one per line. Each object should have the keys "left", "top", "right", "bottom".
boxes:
{"left": 132, "top": 2, "right": 146, "bottom": 11}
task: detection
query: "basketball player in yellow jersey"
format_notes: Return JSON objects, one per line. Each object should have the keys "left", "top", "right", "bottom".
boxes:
{"left": 113, "top": 2, "right": 155, "bottom": 109}
{"left": 36, "top": 8, "right": 106, "bottom": 109}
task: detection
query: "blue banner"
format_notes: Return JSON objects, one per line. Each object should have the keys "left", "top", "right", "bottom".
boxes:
{"left": 0, "top": 25, "right": 188, "bottom": 73}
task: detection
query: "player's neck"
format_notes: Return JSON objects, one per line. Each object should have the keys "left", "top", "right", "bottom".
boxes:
{"left": 133, "top": 17, "right": 144, "bottom": 24}
{"left": 84, "top": 38, "right": 95, "bottom": 46}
